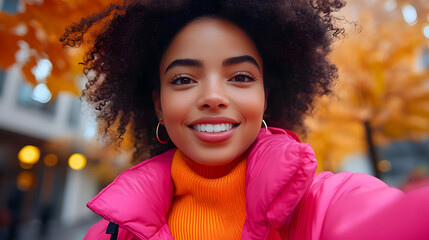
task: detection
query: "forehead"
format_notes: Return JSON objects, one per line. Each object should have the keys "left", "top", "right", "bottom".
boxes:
{"left": 160, "top": 18, "right": 262, "bottom": 71}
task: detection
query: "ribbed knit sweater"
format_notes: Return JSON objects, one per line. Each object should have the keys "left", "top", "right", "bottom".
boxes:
{"left": 167, "top": 150, "right": 247, "bottom": 240}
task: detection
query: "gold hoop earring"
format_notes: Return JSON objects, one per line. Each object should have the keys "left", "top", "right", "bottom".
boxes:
{"left": 262, "top": 119, "right": 268, "bottom": 131}
{"left": 156, "top": 122, "right": 168, "bottom": 144}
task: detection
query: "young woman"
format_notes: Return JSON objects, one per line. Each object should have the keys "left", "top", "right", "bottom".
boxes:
{"left": 61, "top": 0, "right": 429, "bottom": 239}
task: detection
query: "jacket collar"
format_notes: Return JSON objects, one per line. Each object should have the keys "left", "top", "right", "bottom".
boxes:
{"left": 87, "top": 149, "right": 175, "bottom": 240}
{"left": 87, "top": 127, "right": 317, "bottom": 239}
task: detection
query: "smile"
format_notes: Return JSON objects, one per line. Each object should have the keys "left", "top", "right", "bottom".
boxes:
{"left": 191, "top": 123, "right": 236, "bottom": 133}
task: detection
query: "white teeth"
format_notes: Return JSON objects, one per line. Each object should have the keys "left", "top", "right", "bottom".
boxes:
{"left": 192, "top": 123, "right": 234, "bottom": 133}
{"left": 206, "top": 124, "right": 214, "bottom": 132}
{"left": 213, "top": 125, "right": 220, "bottom": 132}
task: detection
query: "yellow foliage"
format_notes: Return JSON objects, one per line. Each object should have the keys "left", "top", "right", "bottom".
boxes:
{"left": 305, "top": 1, "right": 429, "bottom": 172}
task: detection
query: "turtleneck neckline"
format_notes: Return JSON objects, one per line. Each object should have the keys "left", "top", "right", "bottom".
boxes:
{"left": 167, "top": 149, "right": 247, "bottom": 240}
{"left": 184, "top": 152, "right": 246, "bottom": 179}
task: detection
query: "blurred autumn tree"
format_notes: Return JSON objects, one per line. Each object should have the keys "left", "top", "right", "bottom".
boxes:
{"left": 0, "top": 0, "right": 120, "bottom": 97}
{"left": 306, "top": 0, "right": 429, "bottom": 176}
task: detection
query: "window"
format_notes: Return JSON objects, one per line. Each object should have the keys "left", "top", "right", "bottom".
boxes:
{"left": 1, "top": 0, "right": 20, "bottom": 13}
{"left": 16, "top": 81, "right": 56, "bottom": 116}
{"left": 68, "top": 97, "right": 81, "bottom": 129}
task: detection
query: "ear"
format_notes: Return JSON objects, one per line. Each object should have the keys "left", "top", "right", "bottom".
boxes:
{"left": 264, "top": 88, "right": 269, "bottom": 112}
{"left": 152, "top": 90, "right": 164, "bottom": 123}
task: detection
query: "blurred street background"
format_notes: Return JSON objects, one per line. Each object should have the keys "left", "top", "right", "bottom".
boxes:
{"left": 0, "top": 0, "right": 428, "bottom": 239}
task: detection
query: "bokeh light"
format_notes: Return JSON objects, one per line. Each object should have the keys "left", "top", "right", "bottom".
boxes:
{"left": 401, "top": 4, "right": 417, "bottom": 25}
{"left": 68, "top": 153, "right": 86, "bottom": 170}
{"left": 44, "top": 153, "right": 58, "bottom": 167}
{"left": 423, "top": 25, "right": 429, "bottom": 38}
{"left": 16, "top": 171, "right": 35, "bottom": 191}
{"left": 31, "top": 58, "right": 52, "bottom": 81}
{"left": 32, "top": 83, "right": 52, "bottom": 103}
{"left": 378, "top": 160, "right": 392, "bottom": 172}
{"left": 384, "top": 0, "right": 396, "bottom": 12}
{"left": 18, "top": 145, "right": 40, "bottom": 165}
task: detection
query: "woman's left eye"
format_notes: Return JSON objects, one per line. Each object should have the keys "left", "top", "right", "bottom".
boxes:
{"left": 229, "top": 72, "right": 256, "bottom": 83}
{"left": 170, "top": 74, "right": 196, "bottom": 85}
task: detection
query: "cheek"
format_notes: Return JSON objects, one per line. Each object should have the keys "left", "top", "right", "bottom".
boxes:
{"left": 160, "top": 90, "right": 192, "bottom": 139}
{"left": 161, "top": 88, "right": 188, "bottom": 120}
{"left": 162, "top": 101, "right": 185, "bottom": 123}
{"left": 235, "top": 88, "right": 266, "bottom": 121}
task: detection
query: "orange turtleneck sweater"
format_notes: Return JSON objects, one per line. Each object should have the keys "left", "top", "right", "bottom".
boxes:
{"left": 167, "top": 150, "right": 247, "bottom": 240}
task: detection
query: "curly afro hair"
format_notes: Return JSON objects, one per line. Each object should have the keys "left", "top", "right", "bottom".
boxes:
{"left": 61, "top": 0, "right": 345, "bottom": 161}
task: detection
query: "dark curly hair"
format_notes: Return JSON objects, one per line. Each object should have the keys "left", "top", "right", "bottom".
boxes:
{"left": 60, "top": 0, "right": 345, "bottom": 161}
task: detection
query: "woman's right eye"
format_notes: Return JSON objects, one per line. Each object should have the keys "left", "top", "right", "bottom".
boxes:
{"left": 171, "top": 76, "right": 196, "bottom": 85}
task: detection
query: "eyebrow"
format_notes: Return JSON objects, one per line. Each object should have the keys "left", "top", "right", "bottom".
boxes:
{"left": 164, "top": 59, "right": 203, "bottom": 73}
{"left": 223, "top": 55, "right": 260, "bottom": 71}
{"left": 164, "top": 55, "right": 261, "bottom": 74}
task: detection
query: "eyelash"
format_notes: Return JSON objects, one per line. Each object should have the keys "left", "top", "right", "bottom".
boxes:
{"left": 170, "top": 74, "right": 196, "bottom": 85}
{"left": 229, "top": 72, "right": 256, "bottom": 83}
{"left": 169, "top": 71, "right": 256, "bottom": 85}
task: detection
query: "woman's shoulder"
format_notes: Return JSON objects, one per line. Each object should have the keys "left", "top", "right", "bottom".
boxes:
{"left": 310, "top": 171, "right": 392, "bottom": 195}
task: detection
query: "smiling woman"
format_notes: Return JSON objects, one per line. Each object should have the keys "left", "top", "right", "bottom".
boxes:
{"left": 61, "top": 0, "right": 429, "bottom": 239}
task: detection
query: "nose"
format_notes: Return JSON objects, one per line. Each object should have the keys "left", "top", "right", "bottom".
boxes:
{"left": 197, "top": 78, "right": 229, "bottom": 111}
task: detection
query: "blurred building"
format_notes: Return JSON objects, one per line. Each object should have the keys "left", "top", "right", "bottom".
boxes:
{"left": 0, "top": 68, "right": 101, "bottom": 240}
{"left": 0, "top": 1, "right": 101, "bottom": 240}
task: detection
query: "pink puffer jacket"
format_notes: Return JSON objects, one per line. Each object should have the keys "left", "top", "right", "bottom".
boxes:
{"left": 84, "top": 127, "right": 429, "bottom": 240}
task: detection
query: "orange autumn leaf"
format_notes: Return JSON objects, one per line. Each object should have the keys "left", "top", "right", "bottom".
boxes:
{"left": 0, "top": 0, "right": 121, "bottom": 96}
{"left": 0, "top": 30, "right": 20, "bottom": 69}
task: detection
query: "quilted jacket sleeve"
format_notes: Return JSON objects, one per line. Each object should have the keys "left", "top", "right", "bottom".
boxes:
{"left": 287, "top": 171, "right": 429, "bottom": 240}
{"left": 84, "top": 219, "right": 135, "bottom": 240}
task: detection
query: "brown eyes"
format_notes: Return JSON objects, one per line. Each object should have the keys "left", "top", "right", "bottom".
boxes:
{"left": 229, "top": 73, "right": 255, "bottom": 83}
{"left": 171, "top": 72, "right": 256, "bottom": 86}
{"left": 171, "top": 77, "right": 196, "bottom": 85}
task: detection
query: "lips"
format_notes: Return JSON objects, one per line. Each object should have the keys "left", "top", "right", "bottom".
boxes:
{"left": 188, "top": 117, "right": 239, "bottom": 143}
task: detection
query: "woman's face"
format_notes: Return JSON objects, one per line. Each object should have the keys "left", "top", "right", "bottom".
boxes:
{"left": 155, "top": 18, "right": 266, "bottom": 166}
